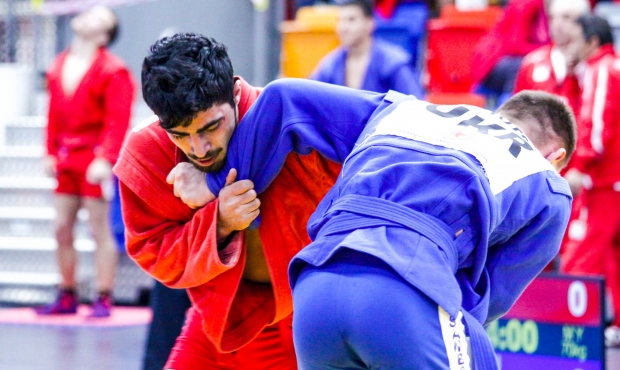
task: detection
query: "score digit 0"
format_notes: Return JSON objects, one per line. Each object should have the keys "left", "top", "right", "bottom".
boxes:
{"left": 568, "top": 281, "right": 587, "bottom": 318}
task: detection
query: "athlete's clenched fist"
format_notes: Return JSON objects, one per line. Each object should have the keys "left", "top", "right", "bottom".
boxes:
{"left": 216, "top": 168, "right": 261, "bottom": 243}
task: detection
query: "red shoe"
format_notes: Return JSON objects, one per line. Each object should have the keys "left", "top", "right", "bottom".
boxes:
{"left": 87, "top": 295, "right": 112, "bottom": 318}
{"left": 34, "top": 289, "right": 78, "bottom": 315}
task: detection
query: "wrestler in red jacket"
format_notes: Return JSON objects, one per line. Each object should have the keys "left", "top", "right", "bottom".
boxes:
{"left": 47, "top": 47, "right": 133, "bottom": 174}
{"left": 40, "top": 5, "right": 135, "bottom": 318}
{"left": 114, "top": 34, "right": 340, "bottom": 368}
{"left": 560, "top": 16, "right": 620, "bottom": 343}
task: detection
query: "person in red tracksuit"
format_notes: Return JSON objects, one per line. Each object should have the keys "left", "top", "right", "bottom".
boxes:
{"left": 114, "top": 34, "right": 340, "bottom": 369}
{"left": 514, "top": 0, "right": 589, "bottom": 261}
{"left": 38, "top": 5, "right": 135, "bottom": 318}
{"left": 472, "top": 0, "right": 550, "bottom": 100}
{"left": 560, "top": 15, "right": 620, "bottom": 346}
{"left": 514, "top": 0, "right": 588, "bottom": 120}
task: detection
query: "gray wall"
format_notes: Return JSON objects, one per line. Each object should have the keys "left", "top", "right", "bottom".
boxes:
{"left": 59, "top": 0, "right": 259, "bottom": 95}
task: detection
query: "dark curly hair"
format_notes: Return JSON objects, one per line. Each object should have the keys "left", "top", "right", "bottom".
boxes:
{"left": 141, "top": 33, "right": 235, "bottom": 129}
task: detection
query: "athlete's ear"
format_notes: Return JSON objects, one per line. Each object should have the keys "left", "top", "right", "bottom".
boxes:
{"left": 233, "top": 79, "right": 242, "bottom": 107}
{"left": 545, "top": 148, "right": 567, "bottom": 171}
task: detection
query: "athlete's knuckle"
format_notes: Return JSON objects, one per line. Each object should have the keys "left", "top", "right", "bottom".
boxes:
{"left": 240, "top": 180, "right": 254, "bottom": 189}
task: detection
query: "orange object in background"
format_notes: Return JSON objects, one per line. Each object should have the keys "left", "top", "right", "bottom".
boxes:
{"left": 280, "top": 6, "right": 340, "bottom": 78}
{"left": 425, "top": 6, "right": 502, "bottom": 93}
{"left": 425, "top": 92, "right": 486, "bottom": 108}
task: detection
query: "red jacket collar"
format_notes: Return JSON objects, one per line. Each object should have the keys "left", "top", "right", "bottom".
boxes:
{"left": 235, "top": 76, "right": 261, "bottom": 121}
{"left": 586, "top": 44, "right": 616, "bottom": 66}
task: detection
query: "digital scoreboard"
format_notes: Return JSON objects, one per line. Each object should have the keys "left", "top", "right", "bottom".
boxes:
{"left": 486, "top": 274, "right": 606, "bottom": 370}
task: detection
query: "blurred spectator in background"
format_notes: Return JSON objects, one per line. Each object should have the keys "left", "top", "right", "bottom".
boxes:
{"left": 142, "top": 281, "right": 190, "bottom": 370}
{"left": 514, "top": 0, "right": 589, "bottom": 271}
{"left": 559, "top": 15, "right": 620, "bottom": 347}
{"left": 472, "top": 0, "right": 551, "bottom": 106}
{"left": 37, "top": 5, "right": 135, "bottom": 318}
{"left": 310, "top": 0, "right": 424, "bottom": 97}
{"left": 514, "top": 0, "right": 589, "bottom": 119}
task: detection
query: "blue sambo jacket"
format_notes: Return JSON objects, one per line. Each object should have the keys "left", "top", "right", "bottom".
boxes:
{"left": 206, "top": 79, "right": 572, "bottom": 369}
{"left": 311, "top": 38, "right": 425, "bottom": 99}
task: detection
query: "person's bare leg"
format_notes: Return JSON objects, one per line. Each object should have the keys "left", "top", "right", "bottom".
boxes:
{"left": 83, "top": 197, "right": 118, "bottom": 293}
{"left": 54, "top": 194, "right": 82, "bottom": 289}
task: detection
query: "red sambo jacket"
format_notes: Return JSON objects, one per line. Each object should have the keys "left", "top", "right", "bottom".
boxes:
{"left": 113, "top": 77, "right": 340, "bottom": 352}
{"left": 47, "top": 47, "right": 135, "bottom": 170}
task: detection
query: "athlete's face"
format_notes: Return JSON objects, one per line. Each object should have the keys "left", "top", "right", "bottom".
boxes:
{"left": 548, "top": 1, "right": 586, "bottom": 47}
{"left": 567, "top": 25, "right": 599, "bottom": 64}
{"left": 71, "top": 6, "right": 116, "bottom": 45}
{"left": 165, "top": 102, "right": 238, "bottom": 173}
{"left": 337, "top": 5, "right": 374, "bottom": 48}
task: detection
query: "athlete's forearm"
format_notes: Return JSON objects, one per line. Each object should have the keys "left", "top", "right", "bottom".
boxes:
{"left": 485, "top": 191, "right": 570, "bottom": 323}
{"left": 120, "top": 182, "right": 242, "bottom": 288}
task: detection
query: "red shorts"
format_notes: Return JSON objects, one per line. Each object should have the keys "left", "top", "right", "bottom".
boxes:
{"left": 165, "top": 306, "right": 297, "bottom": 370}
{"left": 56, "top": 170, "right": 102, "bottom": 198}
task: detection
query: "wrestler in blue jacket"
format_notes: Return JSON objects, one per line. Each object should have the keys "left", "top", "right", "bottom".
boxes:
{"left": 205, "top": 79, "right": 575, "bottom": 369}
{"left": 311, "top": 38, "right": 425, "bottom": 99}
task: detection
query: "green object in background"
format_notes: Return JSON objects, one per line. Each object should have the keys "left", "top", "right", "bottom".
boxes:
{"left": 252, "top": 0, "right": 269, "bottom": 12}
{"left": 32, "top": 0, "right": 44, "bottom": 10}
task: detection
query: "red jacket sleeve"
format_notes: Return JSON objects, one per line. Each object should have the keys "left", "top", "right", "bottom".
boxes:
{"left": 119, "top": 181, "right": 244, "bottom": 288}
{"left": 513, "top": 60, "right": 532, "bottom": 94}
{"left": 572, "top": 64, "right": 620, "bottom": 174}
{"left": 502, "top": 0, "right": 546, "bottom": 56}
{"left": 94, "top": 69, "right": 135, "bottom": 164}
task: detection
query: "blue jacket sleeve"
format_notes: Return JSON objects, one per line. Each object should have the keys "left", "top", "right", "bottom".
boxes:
{"left": 206, "top": 78, "right": 385, "bottom": 195}
{"left": 484, "top": 183, "right": 571, "bottom": 324}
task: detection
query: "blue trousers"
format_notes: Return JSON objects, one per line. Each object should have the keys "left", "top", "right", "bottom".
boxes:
{"left": 142, "top": 282, "right": 192, "bottom": 370}
{"left": 292, "top": 249, "right": 473, "bottom": 370}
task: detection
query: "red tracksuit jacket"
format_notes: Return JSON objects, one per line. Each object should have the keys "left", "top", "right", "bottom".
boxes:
{"left": 572, "top": 45, "right": 620, "bottom": 189}
{"left": 113, "top": 78, "right": 340, "bottom": 352}
{"left": 47, "top": 47, "right": 135, "bottom": 170}
{"left": 471, "top": 0, "right": 550, "bottom": 85}
{"left": 514, "top": 44, "right": 581, "bottom": 116}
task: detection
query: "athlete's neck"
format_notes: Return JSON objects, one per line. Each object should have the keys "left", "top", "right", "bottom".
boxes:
{"left": 69, "top": 35, "right": 101, "bottom": 60}
{"left": 348, "top": 37, "right": 372, "bottom": 59}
